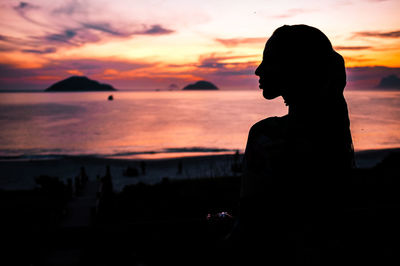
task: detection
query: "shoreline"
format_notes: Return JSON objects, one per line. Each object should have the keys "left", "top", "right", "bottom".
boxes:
{"left": 0, "top": 148, "right": 399, "bottom": 191}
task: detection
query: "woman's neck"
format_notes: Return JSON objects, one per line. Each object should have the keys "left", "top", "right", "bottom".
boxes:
{"left": 288, "top": 102, "right": 315, "bottom": 119}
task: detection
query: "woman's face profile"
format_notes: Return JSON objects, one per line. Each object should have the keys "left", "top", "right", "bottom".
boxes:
{"left": 255, "top": 35, "right": 287, "bottom": 100}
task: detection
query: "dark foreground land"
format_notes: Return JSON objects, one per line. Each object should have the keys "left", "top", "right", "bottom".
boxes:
{"left": 1, "top": 151, "right": 400, "bottom": 265}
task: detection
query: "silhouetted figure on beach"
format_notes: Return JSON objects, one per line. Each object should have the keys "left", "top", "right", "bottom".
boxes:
{"left": 102, "top": 165, "right": 113, "bottom": 196}
{"left": 140, "top": 161, "right": 147, "bottom": 175}
{"left": 97, "top": 165, "right": 114, "bottom": 220}
{"left": 237, "top": 25, "right": 354, "bottom": 264}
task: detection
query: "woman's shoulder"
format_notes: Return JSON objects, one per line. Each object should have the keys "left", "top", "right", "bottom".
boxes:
{"left": 249, "top": 115, "right": 289, "bottom": 138}
{"left": 244, "top": 116, "right": 289, "bottom": 178}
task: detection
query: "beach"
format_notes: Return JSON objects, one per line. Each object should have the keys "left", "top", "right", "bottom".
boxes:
{"left": 1, "top": 148, "right": 400, "bottom": 265}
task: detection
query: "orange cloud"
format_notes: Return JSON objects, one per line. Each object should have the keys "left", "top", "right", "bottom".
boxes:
{"left": 215, "top": 37, "right": 266, "bottom": 47}
{"left": 103, "top": 69, "right": 119, "bottom": 76}
{"left": 67, "top": 69, "right": 84, "bottom": 76}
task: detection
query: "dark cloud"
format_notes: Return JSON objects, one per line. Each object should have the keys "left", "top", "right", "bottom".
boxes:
{"left": 0, "top": 34, "right": 12, "bottom": 43}
{"left": 334, "top": 46, "right": 372, "bottom": 50}
{"left": 6, "top": 21, "right": 174, "bottom": 51}
{"left": 196, "top": 54, "right": 257, "bottom": 78}
{"left": 353, "top": 30, "right": 400, "bottom": 38}
{"left": 198, "top": 56, "right": 225, "bottom": 69}
{"left": 13, "top": 1, "right": 46, "bottom": 27}
{"left": 81, "top": 22, "right": 129, "bottom": 37}
{"left": 211, "top": 66, "right": 255, "bottom": 77}
{"left": 50, "top": 1, "right": 174, "bottom": 37}
{"left": 15, "top": 2, "right": 38, "bottom": 11}
{"left": 45, "top": 29, "right": 77, "bottom": 44}
{"left": 215, "top": 37, "right": 266, "bottom": 47}
{"left": 21, "top": 47, "right": 57, "bottom": 54}
{"left": 8, "top": 1, "right": 176, "bottom": 52}
{"left": 0, "top": 34, "right": 29, "bottom": 46}
{"left": 198, "top": 54, "right": 257, "bottom": 68}
{"left": 58, "top": 59, "right": 153, "bottom": 72}
{"left": 1, "top": 34, "right": 56, "bottom": 53}
{"left": 40, "top": 24, "right": 176, "bottom": 47}
{"left": 41, "top": 23, "right": 173, "bottom": 47}
{"left": 33, "top": 27, "right": 102, "bottom": 47}
{"left": 135, "top": 25, "right": 174, "bottom": 35}
{"left": 52, "top": 0, "right": 87, "bottom": 15}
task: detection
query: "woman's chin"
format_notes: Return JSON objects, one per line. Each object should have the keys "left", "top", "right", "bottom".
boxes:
{"left": 262, "top": 89, "right": 280, "bottom": 100}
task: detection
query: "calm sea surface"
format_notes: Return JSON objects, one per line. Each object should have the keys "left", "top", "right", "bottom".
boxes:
{"left": 0, "top": 90, "right": 399, "bottom": 159}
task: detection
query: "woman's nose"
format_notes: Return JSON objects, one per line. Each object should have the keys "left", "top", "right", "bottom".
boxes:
{"left": 255, "top": 62, "right": 262, "bottom": 76}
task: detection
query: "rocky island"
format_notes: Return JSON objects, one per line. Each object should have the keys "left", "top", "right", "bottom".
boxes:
{"left": 182, "top": 80, "right": 219, "bottom": 90}
{"left": 45, "top": 76, "right": 117, "bottom": 92}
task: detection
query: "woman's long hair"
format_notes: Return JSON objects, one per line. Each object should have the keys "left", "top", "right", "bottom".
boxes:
{"left": 271, "top": 25, "right": 355, "bottom": 170}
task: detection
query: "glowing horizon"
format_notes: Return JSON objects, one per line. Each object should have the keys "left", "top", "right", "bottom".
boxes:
{"left": 1, "top": 0, "right": 399, "bottom": 90}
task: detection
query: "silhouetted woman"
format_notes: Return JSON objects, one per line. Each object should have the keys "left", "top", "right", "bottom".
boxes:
{"left": 238, "top": 25, "right": 354, "bottom": 264}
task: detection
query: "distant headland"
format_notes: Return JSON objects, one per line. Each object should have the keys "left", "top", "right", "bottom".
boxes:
{"left": 377, "top": 74, "right": 400, "bottom": 90}
{"left": 182, "top": 80, "right": 219, "bottom": 90}
{"left": 45, "top": 76, "right": 117, "bottom": 92}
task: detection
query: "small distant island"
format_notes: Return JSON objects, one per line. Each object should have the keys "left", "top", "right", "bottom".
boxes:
{"left": 45, "top": 76, "right": 117, "bottom": 92}
{"left": 182, "top": 80, "right": 219, "bottom": 90}
{"left": 377, "top": 74, "right": 400, "bottom": 90}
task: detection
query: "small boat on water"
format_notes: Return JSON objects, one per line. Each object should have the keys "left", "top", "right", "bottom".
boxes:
{"left": 108, "top": 95, "right": 114, "bottom": 101}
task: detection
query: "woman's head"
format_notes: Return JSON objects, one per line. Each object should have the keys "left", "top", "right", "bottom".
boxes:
{"left": 256, "top": 24, "right": 354, "bottom": 169}
{"left": 255, "top": 25, "right": 346, "bottom": 105}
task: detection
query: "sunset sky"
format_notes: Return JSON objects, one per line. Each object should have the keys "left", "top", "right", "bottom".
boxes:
{"left": 0, "top": 0, "right": 399, "bottom": 90}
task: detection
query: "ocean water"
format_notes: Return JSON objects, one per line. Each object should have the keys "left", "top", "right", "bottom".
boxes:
{"left": 0, "top": 90, "right": 399, "bottom": 160}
